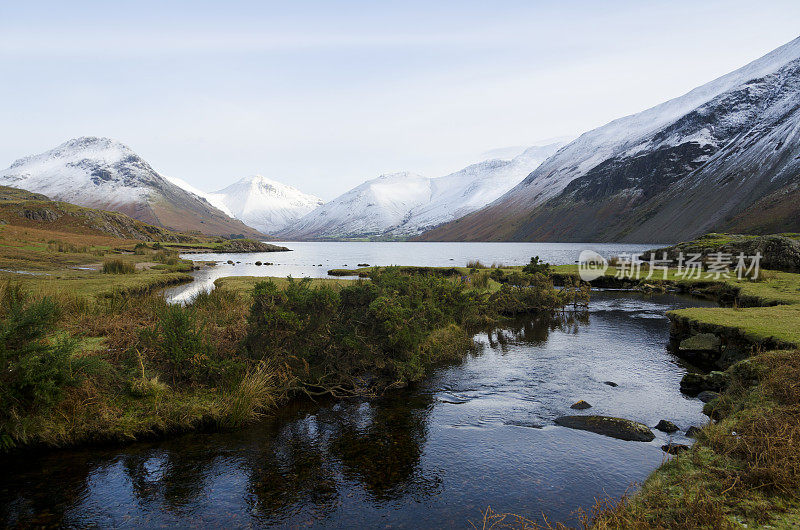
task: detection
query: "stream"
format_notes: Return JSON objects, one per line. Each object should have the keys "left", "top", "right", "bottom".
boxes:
{"left": 0, "top": 289, "right": 715, "bottom": 528}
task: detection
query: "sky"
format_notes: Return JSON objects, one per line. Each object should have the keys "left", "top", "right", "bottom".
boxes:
{"left": 1, "top": 1, "right": 799, "bottom": 200}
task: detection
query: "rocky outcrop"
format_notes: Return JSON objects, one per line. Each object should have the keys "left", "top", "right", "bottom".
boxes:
{"left": 554, "top": 415, "right": 655, "bottom": 442}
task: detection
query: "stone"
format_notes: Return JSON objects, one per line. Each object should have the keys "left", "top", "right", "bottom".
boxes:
{"left": 570, "top": 400, "right": 592, "bottom": 410}
{"left": 685, "top": 426, "right": 702, "bottom": 438}
{"left": 603, "top": 381, "right": 618, "bottom": 387}
{"left": 554, "top": 415, "right": 656, "bottom": 442}
{"left": 697, "top": 391, "right": 719, "bottom": 403}
{"left": 680, "top": 370, "right": 730, "bottom": 396}
{"left": 655, "top": 420, "right": 679, "bottom": 433}
{"left": 661, "top": 443, "right": 690, "bottom": 455}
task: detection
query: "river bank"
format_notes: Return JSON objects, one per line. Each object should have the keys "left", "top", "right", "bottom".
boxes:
{"left": 550, "top": 264, "right": 800, "bottom": 528}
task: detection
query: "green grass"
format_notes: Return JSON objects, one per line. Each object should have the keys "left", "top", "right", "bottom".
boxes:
{"left": 0, "top": 268, "right": 192, "bottom": 299}
{"left": 670, "top": 305, "right": 800, "bottom": 346}
{"left": 214, "top": 275, "right": 357, "bottom": 295}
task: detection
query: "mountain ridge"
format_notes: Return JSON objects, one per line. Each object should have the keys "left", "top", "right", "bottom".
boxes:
{"left": 417, "top": 36, "right": 800, "bottom": 243}
{"left": 0, "top": 137, "right": 265, "bottom": 238}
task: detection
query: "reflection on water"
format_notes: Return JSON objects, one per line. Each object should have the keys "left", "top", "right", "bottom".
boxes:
{"left": 0, "top": 291, "right": 715, "bottom": 528}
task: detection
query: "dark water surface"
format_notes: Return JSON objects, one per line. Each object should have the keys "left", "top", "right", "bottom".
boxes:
{"left": 0, "top": 291, "right": 714, "bottom": 528}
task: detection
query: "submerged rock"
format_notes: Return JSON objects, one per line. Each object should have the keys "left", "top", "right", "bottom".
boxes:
{"left": 603, "top": 381, "right": 618, "bottom": 387}
{"left": 661, "top": 443, "right": 690, "bottom": 455}
{"left": 655, "top": 420, "right": 679, "bottom": 433}
{"left": 554, "top": 415, "right": 655, "bottom": 442}
{"left": 570, "top": 400, "right": 592, "bottom": 410}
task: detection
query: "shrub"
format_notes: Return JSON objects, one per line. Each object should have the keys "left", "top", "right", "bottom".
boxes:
{"left": 467, "top": 259, "right": 486, "bottom": 269}
{"left": 522, "top": 256, "right": 550, "bottom": 275}
{"left": 102, "top": 259, "right": 135, "bottom": 274}
{"left": 0, "top": 284, "right": 76, "bottom": 423}
{"left": 244, "top": 268, "right": 573, "bottom": 392}
{"left": 142, "top": 304, "right": 242, "bottom": 385}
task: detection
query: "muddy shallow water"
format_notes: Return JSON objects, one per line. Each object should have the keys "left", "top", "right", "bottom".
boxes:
{"left": 0, "top": 290, "right": 715, "bottom": 528}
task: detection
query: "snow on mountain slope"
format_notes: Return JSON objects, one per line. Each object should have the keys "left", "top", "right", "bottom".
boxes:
{"left": 388, "top": 142, "right": 565, "bottom": 236}
{"left": 281, "top": 172, "right": 432, "bottom": 239}
{"left": 209, "top": 175, "right": 323, "bottom": 234}
{"left": 0, "top": 137, "right": 264, "bottom": 237}
{"left": 418, "top": 36, "right": 800, "bottom": 243}
{"left": 280, "top": 141, "right": 565, "bottom": 239}
{"left": 499, "top": 36, "right": 800, "bottom": 211}
{"left": 163, "top": 175, "right": 234, "bottom": 217}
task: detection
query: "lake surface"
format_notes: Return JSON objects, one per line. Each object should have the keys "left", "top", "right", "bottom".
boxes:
{"left": 164, "top": 241, "right": 658, "bottom": 303}
{"left": 0, "top": 290, "right": 714, "bottom": 528}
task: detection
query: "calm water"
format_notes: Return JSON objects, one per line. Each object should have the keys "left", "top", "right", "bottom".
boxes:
{"left": 0, "top": 291, "right": 714, "bottom": 528}
{"left": 164, "top": 241, "right": 658, "bottom": 303}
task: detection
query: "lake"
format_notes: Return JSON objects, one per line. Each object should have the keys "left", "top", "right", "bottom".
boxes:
{"left": 164, "top": 241, "right": 658, "bottom": 303}
{"left": 0, "top": 286, "right": 714, "bottom": 528}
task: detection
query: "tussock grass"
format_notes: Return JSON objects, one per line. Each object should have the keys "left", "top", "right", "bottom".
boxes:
{"left": 102, "top": 259, "right": 136, "bottom": 274}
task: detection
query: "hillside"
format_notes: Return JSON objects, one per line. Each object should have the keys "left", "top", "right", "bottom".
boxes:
{"left": 418, "top": 36, "right": 800, "bottom": 243}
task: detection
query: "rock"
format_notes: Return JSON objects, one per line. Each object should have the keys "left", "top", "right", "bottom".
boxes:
{"left": 554, "top": 415, "right": 656, "bottom": 442}
{"left": 685, "top": 426, "right": 702, "bottom": 438}
{"left": 357, "top": 263, "right": 370, "bottom": 267}
{"left": 226, "top": 260, "right": 234, "bottom": 264}
{"left": 661, "top": 443, "right": 690, "bottom": 455}
{"left": 603, "top": 381, "right": 618, "bottom": 387}
{"left": 697, "top": 391, "right": 719, "bottom": 403}
{"left": 570, "top": 400, "right": 592, "bottom": 410}
{"left": 255, "top": 261, "right": 262, "bottom": 266}
{"left": 680, "top": 370, "right": 730, "bottom": 396}
{"left": 655, "top": 420, "right": 679, "bottom": 433}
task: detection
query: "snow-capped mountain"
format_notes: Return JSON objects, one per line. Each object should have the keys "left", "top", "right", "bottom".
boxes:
{"left": 207, "top": 175, "right": 323, "bottom": 234}
{"left": 0, "top": 137, "right": 263, "bottom": 237}
{"left": 419, "top": 36, "right": 800, "bottom": 243}
{"left": 279, "top": 141, "right": 565, "bottom": 239}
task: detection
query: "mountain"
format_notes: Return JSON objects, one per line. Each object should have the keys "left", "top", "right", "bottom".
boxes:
{"left": 279, "top": 141, "right": 565, "bottom": 240}
{"left": 0, "top": 137, "right": 264, "bottom": 238}
{"left": 418, "top": 36, "right": 800, "bottom": 243}
{"left": 207, "top": 175, "right": 323, "bottom": 234}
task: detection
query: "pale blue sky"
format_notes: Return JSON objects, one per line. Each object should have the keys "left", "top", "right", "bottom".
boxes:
{"left": 1, "top": 1, "right": 799, "bottom": 199}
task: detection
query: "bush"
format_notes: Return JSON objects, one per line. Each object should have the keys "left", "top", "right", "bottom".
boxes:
{"left": 244, "top": 268, "right": 574, "bottom": 392}
{"left": 522, "top": 256, "right": 550, "bottom": 275}
{"left": 102, "top": 259, "right": 135, "bottom": 274}
{"left": 0, "top": 284, "right": 76, "bottom": 423}
{"left": 142, "top": 304, "right": 242, "bottom": 385}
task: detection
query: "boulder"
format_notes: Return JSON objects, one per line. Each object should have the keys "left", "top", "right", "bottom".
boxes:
{"left": 680, "top": 370, "right": 730, "bottom": 396}
{"left": 570, "top": 400, "right": 592, "bottom": 410}
{"left": 661, "top": 443, "right": 690, "bottom": 455}
{"left": 697, "top": 391, "right": 719, "bottom": 403}
{"left": 655, "top": 420, "right": 679, "bottom": 433}
{"left": 554, "top": 415, "right": 655, "bottom": 442}
{"left": 685, "top": 426, "right": 703, "bottom": 438}
{"left": 603, "top": 381, "right": 618, "bottom": 387}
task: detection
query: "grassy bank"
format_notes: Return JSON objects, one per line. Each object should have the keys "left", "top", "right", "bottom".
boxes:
{"left": 1, "top": 257, "right": 580, "bottom": 452}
